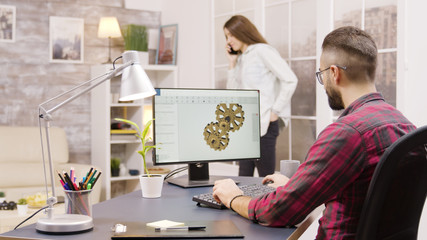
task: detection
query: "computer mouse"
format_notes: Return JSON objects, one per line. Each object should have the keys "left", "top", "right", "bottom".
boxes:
{"left": 263, "top": 180, "right": 274, "bottom": 185}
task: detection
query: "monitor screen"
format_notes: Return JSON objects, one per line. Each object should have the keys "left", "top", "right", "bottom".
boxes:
{"left": 152, "top": 88, "right": 261, "bottom": 187}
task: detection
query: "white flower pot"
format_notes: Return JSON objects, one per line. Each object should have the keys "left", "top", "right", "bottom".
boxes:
{"left": 139, "top": 174, "right": 164, "bottom": 198}
{"left": 17, "top": 204, "right": 28, "bottom": 215}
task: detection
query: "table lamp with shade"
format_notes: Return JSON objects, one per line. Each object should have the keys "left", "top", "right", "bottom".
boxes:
{"left": 98, "top": 17, "right": 122, "bottom": 63}
{"left": 36, "top": 51, "right": 155, "bottom": 234}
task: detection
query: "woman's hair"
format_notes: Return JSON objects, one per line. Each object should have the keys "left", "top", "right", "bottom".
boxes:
{"left": 223, "top": 15, "right": 267, "bottom": 45}
{"left": 322, "top": 26, "right": 377, "bottom": 82}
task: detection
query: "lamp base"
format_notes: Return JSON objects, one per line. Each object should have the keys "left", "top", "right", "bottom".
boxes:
{"left": 36, "top": 214, "right": 93, "bottom": 234}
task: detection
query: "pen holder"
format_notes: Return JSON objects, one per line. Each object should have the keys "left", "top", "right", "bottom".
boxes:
{"left": 64, "top": 189, "right": 92, "bottom": 217}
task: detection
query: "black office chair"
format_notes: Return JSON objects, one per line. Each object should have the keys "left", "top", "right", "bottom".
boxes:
{"left": 356, "top": 125, "right": 427, "bottom": 240}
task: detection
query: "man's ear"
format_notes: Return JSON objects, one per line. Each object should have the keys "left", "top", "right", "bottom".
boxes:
{"left": 330, "top": 65, "right": 341, "bottom": 85}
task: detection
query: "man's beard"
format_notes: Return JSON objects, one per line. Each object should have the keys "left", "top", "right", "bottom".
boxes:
{"left": 326, "top": 84, "right": 345, "bottom": 110}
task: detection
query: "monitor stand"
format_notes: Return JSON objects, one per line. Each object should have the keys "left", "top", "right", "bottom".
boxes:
{"left": 166, "top": 163, "right": 238, "bottom": 188}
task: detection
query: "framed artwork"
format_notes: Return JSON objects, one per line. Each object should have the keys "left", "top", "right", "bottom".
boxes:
{"left": 49, "top": 16, "right": 84, "bottom": 63}
{"left": 156, "top": 24, "right": 178, "bottom": 65}
{"left": 0, "top": 5, "right": 16, "bottom": 42}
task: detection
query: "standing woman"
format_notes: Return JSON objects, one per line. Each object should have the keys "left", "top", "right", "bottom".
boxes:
{"left": 224, "top": 15, "right": 298, "bottom": 177}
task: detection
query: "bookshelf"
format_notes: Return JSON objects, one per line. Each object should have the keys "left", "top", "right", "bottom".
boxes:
{"left": 90, "top": 64, "right": 178, "bottom": 201}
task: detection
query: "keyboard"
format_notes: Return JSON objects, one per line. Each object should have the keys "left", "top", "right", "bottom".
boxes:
{"left": 192, "top": 184, "right": 276, "bottom": 209}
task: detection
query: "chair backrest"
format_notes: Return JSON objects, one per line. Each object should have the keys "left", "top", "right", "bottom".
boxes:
{"left": 356, "top": 126, "right": 427, "bottom": 240}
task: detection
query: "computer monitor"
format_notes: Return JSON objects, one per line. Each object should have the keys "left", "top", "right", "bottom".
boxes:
{"left": 152, "top": 88, "right": 261, "bottom": 187}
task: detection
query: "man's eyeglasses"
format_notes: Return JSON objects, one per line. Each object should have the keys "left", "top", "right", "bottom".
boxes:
{"left": 315, "top": 65, "right": 347, "bottom": 85}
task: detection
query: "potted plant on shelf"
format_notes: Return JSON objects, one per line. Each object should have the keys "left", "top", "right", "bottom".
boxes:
{"left": 0, "top": 192, "right": 5, "bottom": 202}
{"left": 122, "top": 24, "right": 149, "bottom": 65}
{"left": 111, "top": 157, "right": 121, "bottom": 177}
{"left": 115, "top": 118, "right": 163, "bottom": 198}
{"left": 17, "top": 198, "right": 28, "bottom": 215}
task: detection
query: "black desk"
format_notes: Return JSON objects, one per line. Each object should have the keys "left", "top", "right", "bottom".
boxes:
{"left": 0, "top": 176, "right": 296, "bottom": 240}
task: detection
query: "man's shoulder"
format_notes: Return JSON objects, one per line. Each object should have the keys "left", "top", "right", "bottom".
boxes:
{"left": 339, "top": 101, "right": 412, "bottom": 133}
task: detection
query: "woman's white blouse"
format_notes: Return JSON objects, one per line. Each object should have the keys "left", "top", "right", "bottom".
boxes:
{"left": 227, "top": 43, "right": 298, "bottom": 136}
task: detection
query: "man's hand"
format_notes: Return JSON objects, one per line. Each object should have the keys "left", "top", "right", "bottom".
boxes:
{"left": 262, "top": 173, "right": 290, "bottom": 188}
{"left": 212, "top": 178, "right": 243, "bottom": 208}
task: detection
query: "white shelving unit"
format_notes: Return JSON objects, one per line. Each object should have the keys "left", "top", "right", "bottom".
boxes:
{"left": 91, "top": 64, "right": 178, "bottom": 201}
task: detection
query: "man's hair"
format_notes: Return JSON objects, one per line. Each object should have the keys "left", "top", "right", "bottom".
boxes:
{"left": 224, "top": 15, "right": 267, "bottom": 45}
{"left": 322, "top": 26, "right": 377, "bottom": 82}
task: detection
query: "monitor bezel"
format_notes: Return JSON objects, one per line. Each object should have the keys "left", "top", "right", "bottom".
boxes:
{"left": 151, "top": 87, "right": 261, "bottom": 166}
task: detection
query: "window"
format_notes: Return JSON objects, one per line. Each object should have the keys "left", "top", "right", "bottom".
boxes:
{"left": 212, "top": 0, "right": 398, "bottom": 170}
{"left": 334, "top": 0, "right": 398, "bottom": 107}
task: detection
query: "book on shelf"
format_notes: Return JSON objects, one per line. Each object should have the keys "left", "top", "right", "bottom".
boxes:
{"left": 110, "top": 129, "right": 138, "bottom": 141}
{"left": 110, "top": 129, "right": 137, "bottom": 134}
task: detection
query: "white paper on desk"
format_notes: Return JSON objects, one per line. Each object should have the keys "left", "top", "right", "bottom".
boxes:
{"left": 146, "top": 220, "right": 185, "bottom": 228}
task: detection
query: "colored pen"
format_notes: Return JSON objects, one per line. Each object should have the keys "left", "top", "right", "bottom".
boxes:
{"left": 88, "top": 170, "right": 97, "bottom": 184}
{"left": 70, "top": 167, "right": 74, "bottom": 183}
{"left": 89, "top": 171, "right": 99, "bottom": 184}
{"left": 59, "top": 179, "right": 67, "bottom": 190}
{"left": 85, "top": 167, "right": 93, "bottom": 181}
{"left": 84, "top": 170, "right": 95, "bottom": 186}
{"left": 91, "top": 171, "right": 102, "bottom": 188}
{"left": 155, "top": 226, "right": 206, "bottom": 231}
{"left": 56, "top": 170, "right": 66, "bottom": 183}
{"left": 63, "top": 171, "right": 76, "bottom": 191}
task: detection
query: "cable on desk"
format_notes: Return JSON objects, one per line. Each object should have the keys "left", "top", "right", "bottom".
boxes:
{"left": 14, "top": 206, "right": 48, "bottom": 230}
{"left": 164, "top": 166, "right": 188, "bottom": 181}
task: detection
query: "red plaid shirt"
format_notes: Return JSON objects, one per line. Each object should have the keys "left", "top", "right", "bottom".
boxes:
{"left": 248, "top": 93, "right": 416, "bottom": 240}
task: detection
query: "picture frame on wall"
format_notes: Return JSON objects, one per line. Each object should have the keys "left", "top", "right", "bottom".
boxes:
{"left": 155, "top": 24, "right": 178, "bottom": 65}
{"left": 49, "top": 16, "right": 84, "bottom": 63}
{"left": 0, "top": 5, "right": 16, "bottom": 43}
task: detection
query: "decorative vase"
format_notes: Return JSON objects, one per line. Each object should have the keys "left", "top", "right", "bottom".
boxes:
{"left": 137, "top": 51, "right": 149, "bottom": 66}
{"left": 17, "top": 204, "right": 28, "bottom": 215}
{"left": 119, "top": 163, "right": 127, "bottom": 176}
{"left": 139, "top": 174, "right": 164, "bottom": 198}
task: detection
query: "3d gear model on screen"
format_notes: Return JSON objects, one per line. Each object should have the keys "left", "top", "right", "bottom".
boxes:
{"left": 203, "top": 103, "right": 245, "bottom": 151}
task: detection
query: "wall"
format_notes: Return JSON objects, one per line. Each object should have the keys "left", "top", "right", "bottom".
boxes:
{"left": 404, "top": 3, "right": 427, "bottom": 238}
{"left": 124, "top": 0, "right": 212, "bottom": 87}
{"left": 161, "top": 0, "right": 212, "bottom": 88}
{"left": 0, "top": 0, "right": 160, "bottom": 164}
{"left": 125, "top": 0, "right": 162, "bottom": 12}
{"left": 400, "top": 0, "right": 427, "bottom": 127}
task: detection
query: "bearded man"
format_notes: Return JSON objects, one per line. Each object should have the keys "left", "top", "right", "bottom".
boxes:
{"left": 212, "top": 26, "right": 416, "bottom": 240}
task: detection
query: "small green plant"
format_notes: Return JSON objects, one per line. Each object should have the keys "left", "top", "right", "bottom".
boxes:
{"left": 122, "top": 24, "right": 148, "bottom": 52}
{"left": 111, "top": 158, "right": 121, "bottom": 170}
{"left": 0, "top": 192, "right": 5, "bottom": 198}
{"left": 115, "top": 118, "right": 157, "bottom": 177}
{"left": 17, "top": 198, "right": 27, "bottom": 205}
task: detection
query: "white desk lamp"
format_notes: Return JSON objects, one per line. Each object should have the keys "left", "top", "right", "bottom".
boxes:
{"left": 36, "top": 51, "right": 155, "bottom": 234}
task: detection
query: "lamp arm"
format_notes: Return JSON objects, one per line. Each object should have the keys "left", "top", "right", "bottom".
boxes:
{"left": 38, "top": 114, "right": 57, "bottom": 215}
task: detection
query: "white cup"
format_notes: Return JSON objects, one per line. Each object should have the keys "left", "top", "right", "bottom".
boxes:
{"left": 17, "top": 204, "right": 28, "bottom": 216}
{"left": 280, "top": 160, "right": 300, "bottom": 178}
